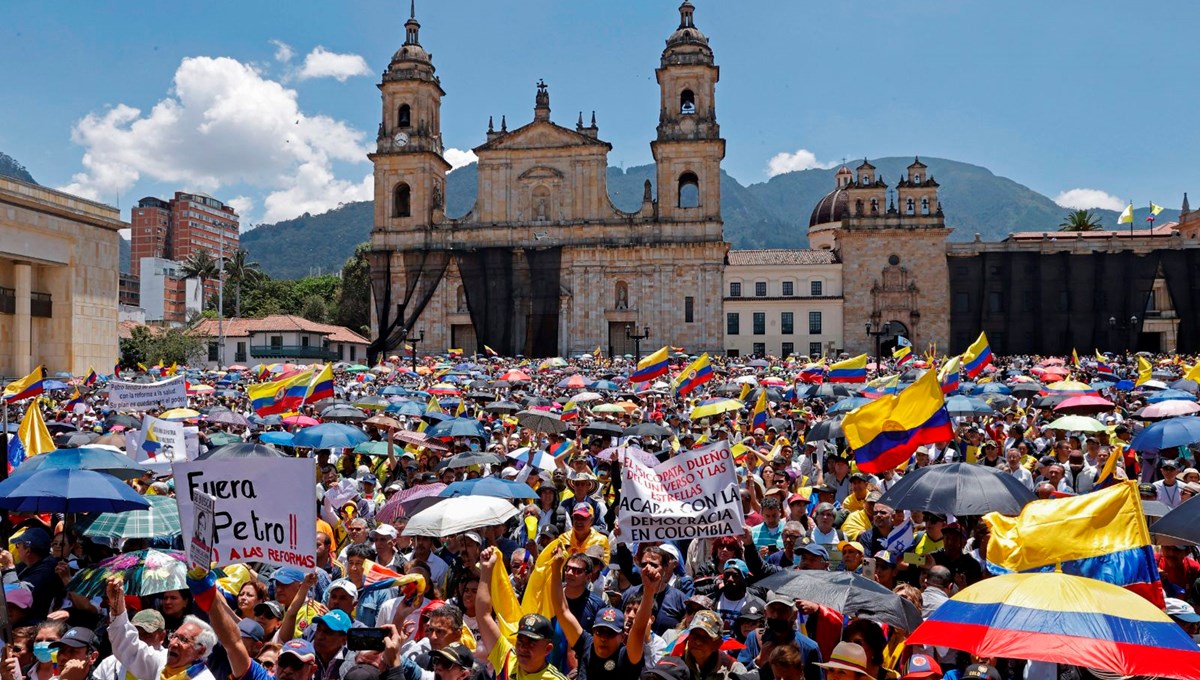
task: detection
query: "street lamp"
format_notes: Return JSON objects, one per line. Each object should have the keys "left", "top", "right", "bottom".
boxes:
{"left": 1108, "top": 315, "right": 1139, "bottom": 352}
{"left": 626, "top": 324, "right": 650, "bottom": 364}
{"left": 404, "top": 328, "right": 425, "bottom": 371}
{"left": 865, "top": 321, "right": 893, "bottom": 366}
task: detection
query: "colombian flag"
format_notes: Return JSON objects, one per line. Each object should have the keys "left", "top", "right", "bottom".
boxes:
{"left": 629, "top": 346, "right": 669, "bottom": 383}
{"left": 673, "top": 353, "right": 714, "bottom": 397}
{"left": 6, "top": 401, "right": 55, "bottom": 472}
{"left": 984, "top": 481, "right": 1164, "bottom": 608}
{"left": 3, "top": 366, "right": 44, "bottom": 403}
{"left": 893, "top": 345, "right": 913, "bottom": 366}
{"left": 844, "top": 370, "right": 953, "bottom": 474}
{"left": 561, "top": 400, "right": 579, "bottom": 421}
{"left": 750, "top": 389, "right": 768, "bottom": 430}
{"left": 1071, "top": 348, "right": 1080, "bottom": 368}
{"left": 1093, "top": 443, "right": 1122, "bottom": 491}
{"left": 447, "top": 348, "right": 463, "bottom": 358}
{"left": 861, "top": 374, "right": 900, "bottom": 399}
{"left": 484, "top": 345, "right": 498, "bottom": 357}
{"left": 1096, "top": 361, "right": 1116, "bottom": 379}
{"left": 827, "top": 354, "right": 868, "bottom": 383}
{"left": 304, "top": 364, "right": 335, "bottom": 404}
{"left": 64, "top": 388, "right": 85, "bottom": 409}
{"left": 84, "top": 368, "right": 98, "bottom": 387}
{"left": 247, "top": 369, "right": 314, "bottom": 416}
{"left": 938, "top": 355, "right": 961, "bottom": 394}
{"left": 962, "top": 332, "right": 993, "bottom": 378}
{"left": 798, "top": 359, "right": 826, "bottom": 384}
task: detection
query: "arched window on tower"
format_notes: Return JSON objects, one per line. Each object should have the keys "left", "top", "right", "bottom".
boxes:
{"left": 393, "top": 183, "right": 411, "bottom": 218}
{"left": 855, "top": 199, "right": 864, "bottom": 216}
{"left": 678, "top": 172, "right": 700, "bottom": 208}
{"left": 870, "top": 198, "right": 879, "bottom": 214}
{"left": 680, "top": 89, "right": 696, "bottom": 114}
{"left": 913, "top": 172, "right": 922, "bottom": 184}
{"left": 398, "top": 104, "right": 411, "bottom": 129}
{"left": 921, "top": 197, "right": 930, "bottom": 215}
{"left": 905, "top": 197, "right": 915, "bottom": 215}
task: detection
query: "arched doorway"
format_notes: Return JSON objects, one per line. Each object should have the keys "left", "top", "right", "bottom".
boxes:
{"left": 879, "top": 320, "right": 910, "bottom": 355}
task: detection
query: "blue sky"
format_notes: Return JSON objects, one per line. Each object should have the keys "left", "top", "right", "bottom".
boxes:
{"left": 1, "top": 1, "right": 1195, "bottom": 227}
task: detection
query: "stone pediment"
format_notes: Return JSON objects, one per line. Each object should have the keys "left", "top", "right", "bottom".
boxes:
{"left": 474, "top": 120, "right": 612, "bottom": 152}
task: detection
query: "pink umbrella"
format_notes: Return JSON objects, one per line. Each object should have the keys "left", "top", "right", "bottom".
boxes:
{"left": 376, "top": 482, "right": 447, "bottom": 524}
{"left": 1141, "top": 400, "right": 1200, "bottom": 420}
{"left": 499, "top": 369, "right": 532, "bottom": 382}
{"left": 1053, "top": 395, "right": 1116, "bottom": 415}
{"left": 283, "top": 414, "right": 319, "bottom": 427}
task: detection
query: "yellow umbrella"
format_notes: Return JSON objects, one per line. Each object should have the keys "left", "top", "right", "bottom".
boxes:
{"left": 592, "top": 404, "right": 626, "bottom": 414}
{"left": 689, "top": 398, "right": 744, "bottom": 420}
{"left": 159, "top": 408, "right": 201, "bottom": 421}
{"left": 1045, "top": 380, "right": 1094, "bottom": 392}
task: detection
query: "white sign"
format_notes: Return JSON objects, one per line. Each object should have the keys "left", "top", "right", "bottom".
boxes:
{"left": 173, "top": 457, "right": 317, "bottom": 569}
{"left": 617, "top": 441, "right": 745, "bottom": 544}
{"left": 189, "top": 490, "right": 216, "bottom": 570}
{"left": 131, "top": 416, "right": 188, "bottom": 461}
{"left": 107, "top": 376, "right": 187, "bottom": 411}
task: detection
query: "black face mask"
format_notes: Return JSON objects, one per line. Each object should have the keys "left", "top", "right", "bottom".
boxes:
{"left": 765, "top": 618, "right": 793, "bottom": 635}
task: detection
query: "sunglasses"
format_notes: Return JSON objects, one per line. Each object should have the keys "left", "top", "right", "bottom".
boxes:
{"left": 277, "top": 656, "right": 307, "bottom": 671}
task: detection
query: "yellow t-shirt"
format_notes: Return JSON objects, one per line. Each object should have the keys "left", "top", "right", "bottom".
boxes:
{"left": 487, "top": 631, "right": 570, "bottom": 680}
{"left": 841, "top": 509, "right": 871, "bottom": 541}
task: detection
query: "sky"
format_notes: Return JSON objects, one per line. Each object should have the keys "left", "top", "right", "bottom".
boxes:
{"left": 2, "top": 1, "right": 1196, "bottom": 229}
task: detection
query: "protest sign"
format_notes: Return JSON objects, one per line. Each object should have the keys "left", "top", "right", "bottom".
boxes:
{"left": 173, "top": 457, "right": 317, "bottom": 569}
{"left": 129, "top": 415, "right": 188, "bottom": 461}
{"left": 189, "top": 490, "right": 216, "bottom": 570}
{"left": 617, "top": 441, "right": 744, "bottom": 544}
{"left": 107, "top": 376, "right": 187, "bottom": 410}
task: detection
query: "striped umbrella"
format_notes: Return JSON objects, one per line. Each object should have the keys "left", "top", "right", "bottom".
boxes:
{"left": 79, "top": 495, "right": 181, "bottom": 540}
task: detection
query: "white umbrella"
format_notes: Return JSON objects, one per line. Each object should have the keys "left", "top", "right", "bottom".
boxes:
{"left": 402, "top": 495, "right": 519, "bottom": 537}
{"left": 573, "top": 391, "right": 603, "bottom": 402}
{"left": 506, "top": 446, "right": 556, "bottom": 471}
{"left": 733, "top": 375, "right": 758, "bottom": 385}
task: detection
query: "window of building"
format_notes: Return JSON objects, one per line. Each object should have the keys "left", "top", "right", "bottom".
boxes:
{"left": 810, "top": 280, "right": 823, "bottom": 296}
{"left": 752, "top": 343, "right": 766, "bottom": 357}
{"left": 906, "top": 197, "right": 915, "bottom": 215}
{"left": 729, "top": 281, "right": 742, "bottom": 297}
{"left": 398, "top": 104, "right": 411, "bottom": 128}
{"left": 678, "top": 172, "right": 700, "bottom": 208}
{"left": 301, "top": 336, "right": 310, "bottom": 347}
{"left": 870, "top": 198, "right": 879, "bottom": 214}
{"left": 393, "top": 183, "right": 411, "bottom": 217}
{"left": 781, "top": 311, "right": 794, "bottom": 335}
{"left": 727, "top": 312, "right": 740, "bottom": 335}
{"left": 782, "top": 281, "right": 794, "bottom": 297}
{"left": 914, "top": 173, "right": 922, "bottom": 183}
{"left": 782, "top": 342, "right": 795, "bottom": 357}
{"left": 809, "top": 342, "right": 824, "bottom": 357}
{"left": 350, "top": 346, "right": 357, "bottom": 361}
{"left": 680, "top": 89, "right": 696, "bottom": 114}
{"left": 726, "top": 349, "right": 740, "bottom": 358}
{"left": 270, "top": 335, "right": 283, "bottom": 349}
{"left": 809, "top": 311, "right": 822, "bottom": 334}
{"left": 755, "top": 281, "right": 767, "bottom": 297}
{"left": 753, "top": 312, "right": 766, "bottom": 335}
{"left": 685, "top": 296, "right": 695, "bottom": 323}
{"left": 208, "top": 342, "right": 218, "bottom": 362}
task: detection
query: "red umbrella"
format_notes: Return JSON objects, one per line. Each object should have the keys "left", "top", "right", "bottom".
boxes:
{"left": 562, "top": 375, "right": 588, "bottom": 389}
{"left": 1053, "top": 395, "right": 1116, "bottom": 415}
{"left": 499, "top": 369, "right": 532, "bottom": 382}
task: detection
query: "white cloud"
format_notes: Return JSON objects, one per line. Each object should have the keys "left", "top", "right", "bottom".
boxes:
{"left": 296, "top": 46, "right": 371, "bottom": 82}
{"left": 270, "top": 39, "right": 294, "bottom": 63}
{"left": 444, "top": 148, "right": 477, "bottom": 171}
{"left": 766, "top": 148, "right": 837, "bottom": 177}
{"left": 226, "top": 195, "right": 255, "bottom": 222}
{"left": 1054, "top": 188, "right": 1125, "bottom": 212}
{"left": 60, "top": 55, "right": 372, "bottom": 224}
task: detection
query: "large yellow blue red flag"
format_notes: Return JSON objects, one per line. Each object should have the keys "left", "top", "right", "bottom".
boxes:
{"left": 844, "top": 369, "right": 953, "bottom": 474}
{"left": 938, "top": 355, "right": 962, "bottom": 394}
{"left": 962, "top": 331, "right": 993, "bottom": 378}
{"left": 302, "top": 364, "right": 334, "bottom": 404}
{"left": 827, "top": 354, "right": 867, "bottom": 383}
{"left": 893, "top": 345, "right": 913, "bottom": 366}
{"left": 3, "top": 366, "right": 44, "bottom": 403}
{"left": 673, "top": 353, "right": 714, "bottom": 397}
{"left": 984, "top": 481, "right": 1163, "bottom": 607}
{"left": 750, "top": 388, "right": 768, "bottom": 430}
{"left": 7, "top": 401, "right": 55, "bottom": 471}
{"left": 797, "top": 359, "right": 826, "bottom": 384}
{"left": 629, "top": 346, "right": 669, "bottom": 383}
{"left": 247, "top": 369, "right": 315, "bottom": 416}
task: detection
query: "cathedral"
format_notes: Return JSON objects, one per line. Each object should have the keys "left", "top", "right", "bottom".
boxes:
{"left": 368, "top": 2, "right": 727, "bottom": 359}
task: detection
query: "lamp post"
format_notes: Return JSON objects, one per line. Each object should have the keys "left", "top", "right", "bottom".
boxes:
{"left": 865, "top": 321, "right": 893, "bottom": 367}
{"left": 625, "top": 324, "right": 650, "bottom": 364}
{"left": 1108, "top": 315, "right": 1140, "bottom": 353}
{"left": 404, "top": 328, "right": 425, "bottom": 371}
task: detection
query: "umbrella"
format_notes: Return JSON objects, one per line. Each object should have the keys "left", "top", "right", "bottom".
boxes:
{"left": 292, "top": 423, "right": 370, "bottom": 449}
{"left": 485, "top": 401, "right": 522, "bottom": 414}
{"left": 592, "top": 403, "right": 627, "bottom": 414}
{"left": 515, "top": 410, "right": 568, "bottom": 434}
{"left": 1150, "top": 495, "right": 1200, "bottom": 545}
{"left": 403, "top": 496, "right": 520, "bottom": 537}
{"left": 105, "top": 414, "right": 142, "bottom": 429}
{"left": 0, "top": 468, "right": 149, "bottom": 513}
{"left": 364, "top": 415, "right": 402, "bottom": 430}
{"left": 352, "top": 441, "right": 392, "bottom": 456}
{"left": 1044, "top": 380, "right": 1095, "bottom": 393}
{"left": 259, "top": 431, "right": 295, "bottom": 447}
{"left": 248, "top": 414, "right": 284, "bottom": 427}
{"left": 67, "top": 549, "right": 188, "bottom": 598}
{"left": 1008, "top": 382, "right": 1043, "bottom": 398}
{"left": 944, "top": 396, "right": 996, "bottom": 418}
{"left": 689, "top": 398, "right": 743, "bottom": 420}
{"left": 94, "top": 433, "right": 127, "bottom": 449}
{"left": 1044, "top": 415, "right": 1107, "bottom": 433}
{"left": 393, "top": 429, "right": 448, "bottom": 451}
{"left": 1129, "top": 416, "right": 1200, "bottom": 453}
{"left": 353, "top": 395, "right": 390, "bottom": 411}
{"left": 159, "top": 408, "right": 201, "bottom": 421}
{"left": 506, "top": 447, "right": 557, "bottom": 471}
{"left": 440, "top": 478, "right": 537, "bottom": 500}
{"left": 13, "top": 446, "right": 150, "bottom": 481}
{"left": 573, "top": 391, "right": 603, "bottom": 402}
{"left": 828, "top": 397, "right": 873, "bottom": 415}
{"left": 622, "top": 422, "right": 674, "bottom": 438}
{"left": 755, "top": 569, "right": 921, "bottom": 633}
{"left": 498, "top": 369, "right": 532, "bottom": 382}
{"left": 205, "top": 432, "right": 242, "bottom": 447}
{"left": 436, "top": 452, "right": 503, "bottom": 469}
{"left": 386, "top": 400, "right": 426, "bottom": 417}
{"left": 906, "top": 572, "right": 1200, "bottom": 679}
{"left": 581, "top": 421, "right": 623, "bottom": 437}
{"left": 425, "top": 417, "right": 488, "bottom": 439}
{"left": 79, "top": 496, "right": 181, "bottom": 540}
{"left": 205, "top": 410, "right": 250, "bottom": 427}
{"left": 1169, "top": 378, "right": 1199, "bottom": 394}
{"left": 1051, "top": 394, "right": 1116, "bottom": 415}
{"left": 376, "top": 483, "right": 448, "bottom": 524}
{"left": 806, "top": 418, "right": 844, "bottom": 442}
{"left": 972, "top": 382, "right": 1012, "bottom": 396}
{"left": 55, "top": 431, "right": 99, "bottom": 448}
{"left": 1140, "top": 400, "right": 1200, "bottom": 419}
{"left": 805, "top": 383, "right": 856, "bottom": 400}
{"left": 876, "top": 463, "right": 1036, "bottom": 516}
{"left": 321, "top": 405, "right": 368, "bottom": 422}
{"left": 282, "top": 414, "right": 319, "bottom": 427}
{"left": 1146, "top": 389, "right": 1198, "bottom": 403}
{"left": 198, "top": 442, "right": 282, "bottom": 460}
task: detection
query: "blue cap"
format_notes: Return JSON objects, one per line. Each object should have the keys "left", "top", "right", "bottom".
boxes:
{"left": 799, "top": 541, "right": 830, "bottom": 559}
{"left": 593, "top": 607, "right": 625, "bottom": 632}
{"left": 314, "top": 609, "right": 352, "bottom": 633}
{"left": 279, "top": 639, "right": 316, "bottom": 664}
{"left": 13, "top": 527, "right": 51, "bottom": 552}
{"left": 271, "top": 567, "right": 306, "bottom": 584}
{"left": 723, "top": 558, "right": 749, "bottom": 577}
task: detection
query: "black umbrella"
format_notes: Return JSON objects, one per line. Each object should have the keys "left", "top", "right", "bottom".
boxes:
{"left": 436, "top": 452, "right": 504, "bottom": 470}
{"left": 45, "top": 421, "right": 79, "bottom": 434}
{"left": 622, "top": 423, "right": 674, "bottom": 438}
{"left": 764, "top": 417, "right": 790, "bottom": 431}
{"left": 1008, "top": 383, "right": 1043, "bottom": 398}
{"left": 55, "top": 431, "right": 99, "bottom": 448}
{"left": 321, "top": 405, "right": 368, "bottom": 422}
{"left": 806, "top": 418, "right": 844, "bottom": 442}
{"left": 754, "top": 569, "right": 922, "bottom": 632}
{"left": 314, "top": 398, "right": 350, "bottom": 412}
{"left": 1149, "top": 496, "right": 1200, "bottom": 545}
{"left": 198, "top": 443, "right": 283, "bottom": 461}
{"left": 467, "top": 391, "right": 497, "bottom": 401}
{"left": 484, "top": 401, "right": 521, "bottom": 414}
{"left": 581, "top": 421, "right": 623, "bottom": 437}
{"left": 1170, "top": 379, "right": 1199, "bottom": 395}
{"left": 105, "top": 414, "right": 142, "bottom": 430}
{"left": 515, "top": 410, "right": 569, "bottom": 434}
{"left": 746, "top": 387, "right": 785, "bottom": 404}
{"left": 1032, "top": 393, "right": 1072, "bottom": 409}
{"left": 805, "top": 384, "right": 855, "bottom": 400}
{"left": 876, "top": 463, "right": 1036, "bottom": 516}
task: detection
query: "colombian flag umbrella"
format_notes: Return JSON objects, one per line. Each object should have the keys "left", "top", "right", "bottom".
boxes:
{"left": 907, "top": 572, "right": 1200, "bottom": 679}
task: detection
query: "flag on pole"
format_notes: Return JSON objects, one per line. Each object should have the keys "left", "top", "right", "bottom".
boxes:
{"left": 3, "top": 366, "right": 44, "bottom": 403}
{"left": 798, "top": 359, "right": 826, "bottom": 384}
{"left": 425, "top": 396, "right": 444, "bottom": 415}
{"left": 84, "top": 368, "right": 99, "bottom": 387}
{"left": 484, "top": 345, "right": 499, "bottom": 357}
{"left": 962, "top": 331, "right": 994, "bottom": 378}
{"left": 629, "top": 347, "right": 670, "bottom": 383}
{"left": 1071, "top": 349, "right": 1080, "bottom": 368}
{"left": 738, "top": 382, "right": 753, "bottom": 403}
{"left": 827, "top": 354, "right": 868, "bottom": 383}
{"left": 672, "top": 353, "right": 714, "bottom": 397}
{"left": 938, "top": 355, "right": 962, "bottom": 394}
{"left": 592, "top": 346, "right": 602, "bottom": 358}
{"left": 750, "top": 389, "right": 768, "bottom": 430}
{"left": 1135, "top": 356, "right": 1153, "bottom": 387}
{"left": 893, "top": 345, "right": 913, "bottom": 366}
{"left": 1150, "top": 202, "right": 1165, "bottom": 216}
{"left": 1118, "top": 202, "right": 1134, "bottom": 224}
{"left": 844, "top": 370, "right": 953, "bottom": 474}
{"left": 561, "top": 400, "right": 579, "bottom": 421}
{"left": 246, "top": 369, "right": 315, "bottom": 416}
{"left": 7, "top": 401, "right": 55, "bottom": 471}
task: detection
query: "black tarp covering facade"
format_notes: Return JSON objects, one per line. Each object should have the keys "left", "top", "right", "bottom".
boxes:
{"left": 456, "top": 247, "right": 562, "bottom": 357}
{"left": 947, "top": 249, "right": 1193, "bottom": 354}
{"left": 368, "top": 249, "right": 450, "bottom": 362}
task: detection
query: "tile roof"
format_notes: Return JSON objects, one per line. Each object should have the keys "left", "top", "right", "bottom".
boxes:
{"left": 1008, "top": 223, "right": 1178, "bottom": 240}
{"left": 190, "top": 315, "right": 368, "bottom": 344}
{"left": 726, "top": 249, "right": 839, "bottom": 266}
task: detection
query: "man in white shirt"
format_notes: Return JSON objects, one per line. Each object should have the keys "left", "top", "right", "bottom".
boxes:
{"left": 1155, "top": 458, "right": 1186, "bottom": 509}
{"left": 106, "top": 577, "right": 217, "bottom": 680}
{"left": 93, "top": 610, "right": 167, "bottom": 680}
{"left": 1003, "top": 448, "right": 1034, "bottom": 491}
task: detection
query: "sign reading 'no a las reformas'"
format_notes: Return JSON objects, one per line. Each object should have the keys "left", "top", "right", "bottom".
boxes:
{"left": 617, "top": 441, "right": 745, "bottom": 544}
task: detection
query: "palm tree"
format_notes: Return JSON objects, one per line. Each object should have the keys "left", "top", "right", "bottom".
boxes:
{"left": 224, "top": 248, "right": 264, "bottom": 317}
{"left": 180, "top": 249, "right": 218, "bottom": 309}
{"left": 1059, "top": 209, "right": 1103, "bottom": 231}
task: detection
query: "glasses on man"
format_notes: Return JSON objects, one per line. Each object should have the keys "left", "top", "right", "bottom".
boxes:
{"left": 563, "top": 564, "right": 587, "bottom": 575}
{"left": 170, "top": 632, "right": 197, "bottom": 645}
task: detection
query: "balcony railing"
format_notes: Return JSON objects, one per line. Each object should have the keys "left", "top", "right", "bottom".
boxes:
{"left": 31, "top": 292, "right": 51, "bottom": 318}
{"left": 0, "top": 287, "right": 13, "bottom": 314}
{"left": 249, "top": 345, "right": 338, "bottom": 360}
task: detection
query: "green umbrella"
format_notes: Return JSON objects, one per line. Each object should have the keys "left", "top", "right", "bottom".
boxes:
{"left": 1045, "top": 415, "right": 1107, "bottom": 432}
{"left": 346, "top": 364, "right": 371, "bottom": 373}
{"left": 353, "top": 441, "right": 392, "bottom": 456}
{"left": 78, "top": 495, "right": 181, "bottom": 540}
{"left": 206, "top": 432, "right": 242, "bottom": 447}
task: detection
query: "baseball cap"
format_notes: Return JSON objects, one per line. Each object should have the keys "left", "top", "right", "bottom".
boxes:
{"left": 684, "top": 594, "right": 713, "bottom": 612}
{"left": 1166, "top": 597, "right": 1200, "bottom": 623}
{"left": 593, "top": 607, "right": 625, "bottom": 632}
{"left": 687, "top": 610, "right": 723, "bottom": 639}
{"left": 431, "top": 642, "right": 475, "bottom": 669}
{"left": 837, "top": 540, "right": 865, "bottom": 555}
{"left": 327, "top": 579, "right": 359, "bottom": 600}
{"left": 765, "top": 591, "right": 795, "bottom": 610}
{"left": 787, "top": 492, "right": 809, "bottom": 506}
{"left": 52, "top": 628, "right": 97, "bottom": 650}
{"left": 849, "top": 471, "right": 868, "bottom": 482}
{"left": 571, "top": 503, "right": 595, "bottom": 519}
{"left": 1161, "top": 458, "right": 1181, "bottom": 469}
{"left": 864, "top": 490, "right": 883, "bottom": 503}
{"left": 255, "top": 601, "right": 284, "bottom": 620}
{"left": 723, "top": 558, "right": 749, "bottom": 577}
{"left": 961, "top": 664, "right": 1001, "bottom": 680}
{"left": 517, "top": 614, "right": 554, "bottom": 640}
{"left": 642, "top": 656, "right": 690, "bottom": 680}
{"left": 873, "top": 550, "right": 897, "bottom": 568}
{"left": 371, "top": 524, "right": 398, "bottom": 539}
{"left": 238, "top": 618, "right": 265, "bottom": 642}
{"left": 131, "top": 608, "right": 166, "bottom": 632}
{"left": 343, "top": 665, "right": 381, "bottom": 680}
{"left": 271, "top": 566, "right": 306, "bottom": 584}
{"left": 736, "top": 601, "right": 765, "bottom": 622}
{"left": 313, "top": 610, "right": 352, "bottom": 633}
{"left": 537, "top": 524, "right": 561, "bottom": 541}
{"left": 279, "top": 639, "right": 317, "bottom": 664}
{"left": 901, "top": 653, "right": 943, "bottom": 680}
{"left": 2, "top": 584, "right": 32, "bottom": 610}
{"left": 798, "top": 541, "right": 830, "bottom": 560}
{"left": 461, "top": 531, "right": 483, "bottom": 546}
{"left": 816, "top": 641, "right": 871, "bottom": 677}
{"left": 12, "top": 527, "right": 51, "bottom": 552}
{"left": 659, "top": 543, "right": 682, "bottom": 564}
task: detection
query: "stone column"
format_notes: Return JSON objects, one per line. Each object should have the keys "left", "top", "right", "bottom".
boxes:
{"left": 13, "top": 262, "right": 31, "bottom": 375}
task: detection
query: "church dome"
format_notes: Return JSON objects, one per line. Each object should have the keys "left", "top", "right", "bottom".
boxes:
{"left": 662, "top": 1, "right": 713, "bottom": 64}
{"left": 809, "top": 188, "right": 849, "bottom": 228}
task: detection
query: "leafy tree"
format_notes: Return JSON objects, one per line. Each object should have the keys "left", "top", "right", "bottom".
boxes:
{"left": 299, "top": 294, "right": 329, "bottom": 323}
{"left": 120, "top": 325, "right": 209, "bottom": 367}
{"left": 224, "top": 248, "right": 265, "bottom": 317}
{"left": 1059, "top": 209, "right": 1103, "bottom": 231}
{"left": 336, "top": 243, "right": 371, "bottom": 334}
{"left": 181, "top": 249, "right": 219, "bottom": 308}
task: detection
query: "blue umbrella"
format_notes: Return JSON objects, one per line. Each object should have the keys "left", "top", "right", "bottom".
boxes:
{"left": 1147, "top": 389, "right": 1197, "bottom": 403}
{"left": 1129, "top": 416, "right": 1200, "bottom": 453}
{"left": 425, "top": 417, "right": 488, "bottom": 440}
{"left": 385, "top": 400, "right": 425, "bottom": 417}
{"left": 248, "top": 414, "right": 284, "bottom": 427}
{"left": 590, "top": 379, "right": 620, "bottom": 392}
{"left": 42, "top": 380, "right": 70, "bottom": 391}
{"left": 0, "top": 468, "right": 149, "bottom": 513}
{"left": 440, "top": 478, "right": 537, "bottom": 500}
{"left": 292, "top": 423, "right": 369, "bottom": 449}
{"left": 973, "top": 383, "right": 1012, "bottom": 396}
{"left": 14, "top": 447, "right": 150, "bottom": 481}
{"left": 259, "top": 431, "right": 296, "bottom": 446}
{"left": 381, "top": 385, "right": 409, "bottom": 396}
{"left": 1113, "top": 380, "right": 1136, "bottom": 391}
{"left": 828, "top": 397, "right": 873, "bottom": 415}
{"left": 945, "top": 395, "right": 996, "bottom": 417}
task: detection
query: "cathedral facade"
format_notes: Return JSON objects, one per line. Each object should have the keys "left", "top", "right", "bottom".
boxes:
{"left": 368, "top": 3, "right": 727, "bottom": 360}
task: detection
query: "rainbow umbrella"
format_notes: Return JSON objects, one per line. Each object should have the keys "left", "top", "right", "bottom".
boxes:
{"left": 907, "top": 572, "right": 1200, "bottom": 679}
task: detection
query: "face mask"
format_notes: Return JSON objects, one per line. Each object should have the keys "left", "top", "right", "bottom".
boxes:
{"left": 33, "top": 642, "right": 53, "bottom": 663}
{"left": 765, "top": 619, "right": 793, "bottom": 635}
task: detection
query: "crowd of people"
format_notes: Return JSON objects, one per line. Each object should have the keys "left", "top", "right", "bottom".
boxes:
{"left": 2, "top": 349, "right": 1199, "bottom": 680}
